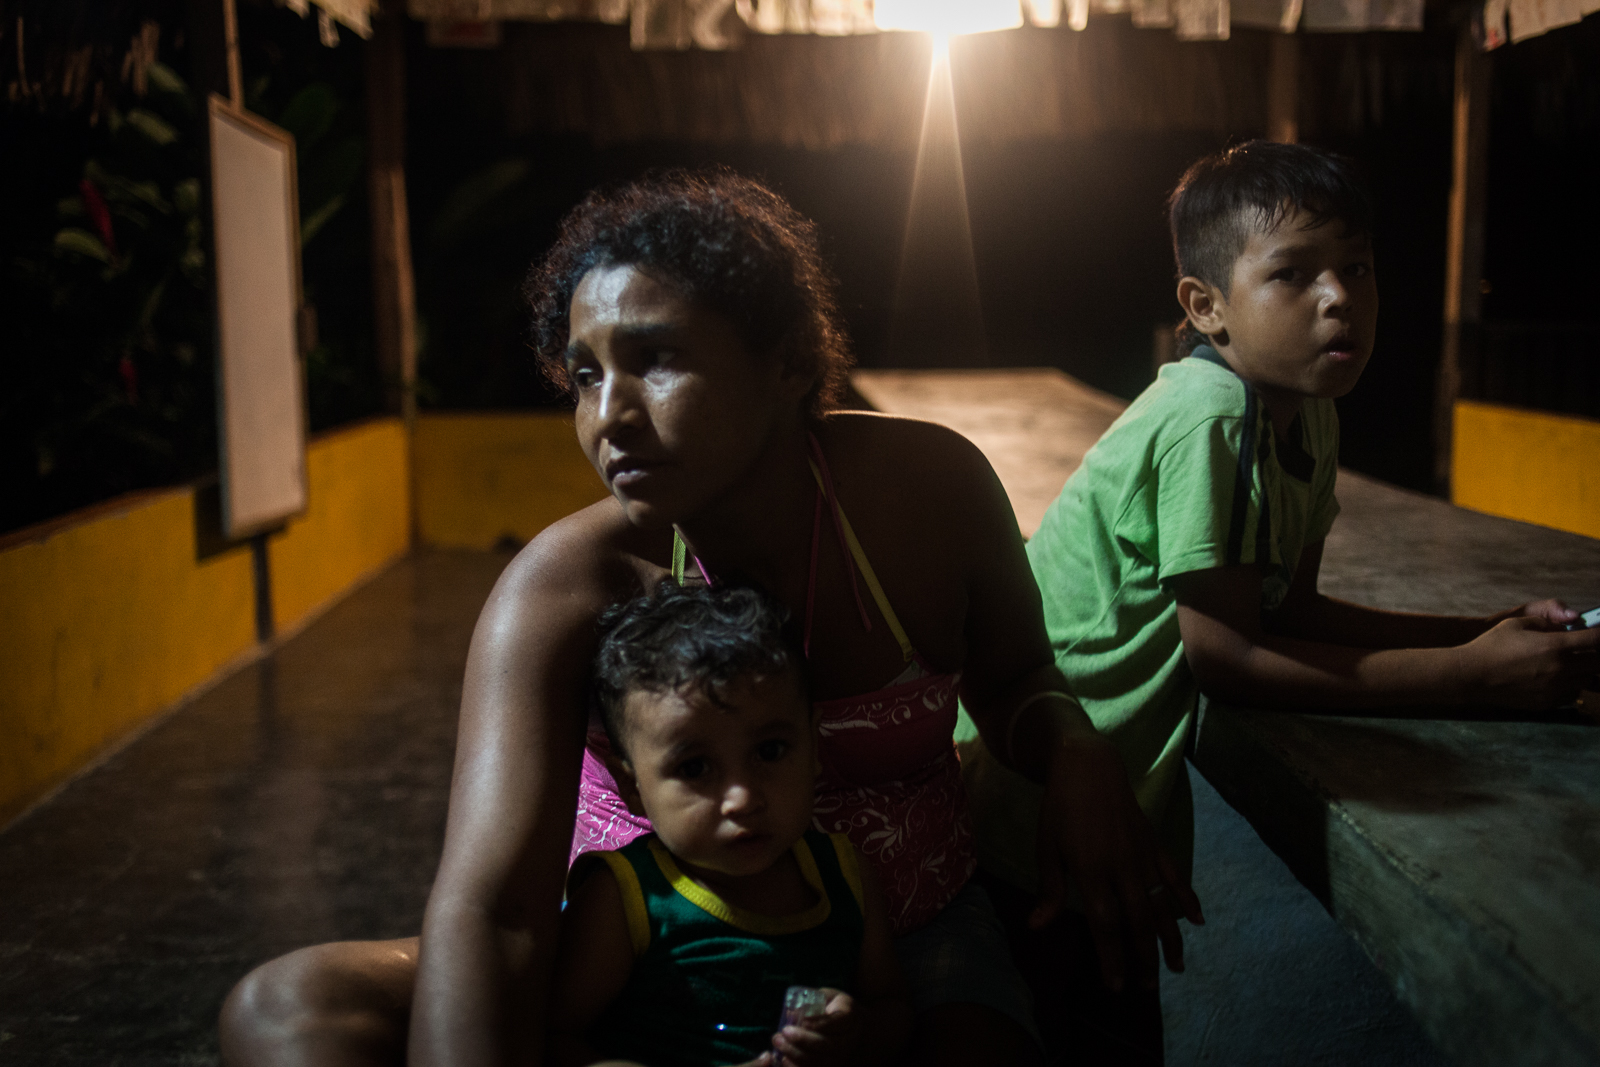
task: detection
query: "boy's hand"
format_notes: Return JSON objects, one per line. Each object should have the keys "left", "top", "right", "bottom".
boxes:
{"left": 1032, "top": 731, "right": 1204, "bottom": 993}
{"left": 1491, "top": 599, "right": 1583, "bottom": 628}
{"left": 1460, "top": 616, "right": 1600, "bottom": 709}
{"left": 768, "top": 989, "right": 857, "bottom": 1067}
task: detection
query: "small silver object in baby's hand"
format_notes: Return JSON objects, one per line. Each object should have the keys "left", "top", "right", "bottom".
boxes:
{"left": 772, "top": 985, "right": 829, "bottom": 1066}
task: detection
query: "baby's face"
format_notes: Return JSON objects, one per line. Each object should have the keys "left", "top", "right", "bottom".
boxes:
{"left": 619, "top": 669, "right": 817, "bottom": 881}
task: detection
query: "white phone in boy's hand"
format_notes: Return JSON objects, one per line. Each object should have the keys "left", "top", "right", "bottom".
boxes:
{"left": 1566, "top": 606, "right": 1600, "bottom": 632}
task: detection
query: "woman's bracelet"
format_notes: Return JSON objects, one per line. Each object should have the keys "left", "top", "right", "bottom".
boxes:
{"left": 1004, "top": 690, "right": 1075, "bottom": 767}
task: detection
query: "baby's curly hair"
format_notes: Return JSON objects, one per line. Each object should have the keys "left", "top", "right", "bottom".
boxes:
{"left": 591, "top": 583, "right": 808, "bottom": 758}
{"left": 524, "top": 169, "right": 853, "bottom": 418}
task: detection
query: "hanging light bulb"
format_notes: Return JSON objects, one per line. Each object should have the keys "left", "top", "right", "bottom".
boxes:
{"left": 874, "top": 0, "right": 1024, "bottom": 39}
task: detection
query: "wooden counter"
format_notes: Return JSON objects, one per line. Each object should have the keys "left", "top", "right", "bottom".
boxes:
{"left": 853, "top": 367, "right": 1600, "bottom": 1067}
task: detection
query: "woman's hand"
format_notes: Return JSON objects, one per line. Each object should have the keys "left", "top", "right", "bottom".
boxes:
{"left": 767, "top": 989, "right": 858, "bottom": 1067}
{"left": 1031, "top": 731, "right": 1203, "bottom": 992}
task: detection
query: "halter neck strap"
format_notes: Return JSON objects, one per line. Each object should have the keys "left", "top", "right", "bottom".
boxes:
{"left": 670, "top": 526, "right": 713, "bottom": 588}
{"left": 805, "top": 434, "right": 916, "bottom": 664}
{"left": 667, "top": 433, "right": 916, "bottom": 666}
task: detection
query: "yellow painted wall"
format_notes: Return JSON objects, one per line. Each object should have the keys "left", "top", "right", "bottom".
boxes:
{"left": 270, "top": 418, "right": 412, "bottom": 633}
{"left": 1, "top": 411, "right": 604, "bottom": 826}
{"left": 1453, "top": 400, "right": 1600, "bottom": 540}
{"left": 414, "top": 413, "right": 606, "bottom": 550}
{"left": 0, "top": 490, "right": 257, "bottom": 826}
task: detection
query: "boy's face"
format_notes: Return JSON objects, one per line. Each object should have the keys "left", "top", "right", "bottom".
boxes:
{"left": 611, "top": 668, "right": 818, "bottom": 881}
{"left": 1182, "top": 207, "right": 1378, "bottom": 403}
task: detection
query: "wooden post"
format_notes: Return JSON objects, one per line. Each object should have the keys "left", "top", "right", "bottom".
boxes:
{"left": 1268, "top": 32, "right": 1299, "bottom": 144}
{"left": 366, "top": 0, "right": 417, "bottom": 423}
{"left": 198, "top": 0, "right": 274, "bottom": 640}
{"left": 1436, "top": 18, "right": 1490, "bottom": 496}
{"left": 221, "top": 0, "right": 243, "bottom": 106}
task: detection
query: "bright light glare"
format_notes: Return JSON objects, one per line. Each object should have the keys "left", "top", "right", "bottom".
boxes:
{"left": 874, "top": 0, "right": 1024, "bottom": 37}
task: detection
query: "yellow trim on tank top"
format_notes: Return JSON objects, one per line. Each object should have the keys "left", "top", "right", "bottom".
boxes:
{"left": 669, "top": 469, "right": 915, "bottom": 663}
{"left": 646, "top": 836, "right": 833, "bottom": 935}
{"left": 595, "top": 850, "right": 652, "bottom": 957}
{"left": 671, "top": 527, "right": 689, "bottom": 586}
{"left": 669, "top": 467, "right": 916, "bottom": 662}
{"left": 805, "top": 461, "right": 916, "bottom": 663}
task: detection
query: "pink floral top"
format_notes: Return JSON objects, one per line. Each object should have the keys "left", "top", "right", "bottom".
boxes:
{"left": 569, "top": 433, "right": 977, "bottom": 934}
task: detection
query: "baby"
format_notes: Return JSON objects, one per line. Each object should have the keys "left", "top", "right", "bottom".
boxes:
{"left": 549, "top": 584, "right": 911, "bottom": 1067}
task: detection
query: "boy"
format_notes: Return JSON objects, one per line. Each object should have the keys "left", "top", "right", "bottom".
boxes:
{"left": 964, "top": 140, "right": 1600, "bottom": 1057}
{"left": 550, "top": 584, "right": 911, "bottom": 1067}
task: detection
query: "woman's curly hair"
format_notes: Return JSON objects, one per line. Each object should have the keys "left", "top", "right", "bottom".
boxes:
{"left": 524, "top": 169, "right": 853, "bottom": 419}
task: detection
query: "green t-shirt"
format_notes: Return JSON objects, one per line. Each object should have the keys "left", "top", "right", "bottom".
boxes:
{"left": 958, "top": 348, "right": 1341, "bottom": 892}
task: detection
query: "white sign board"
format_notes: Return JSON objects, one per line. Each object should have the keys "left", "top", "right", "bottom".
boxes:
{"left": 208, "top": 95, "right": 308, "bottom": 538}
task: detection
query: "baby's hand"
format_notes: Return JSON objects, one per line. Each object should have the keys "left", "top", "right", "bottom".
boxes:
{"left": 770, "top": 989, "right": 857, "bottom": 1067}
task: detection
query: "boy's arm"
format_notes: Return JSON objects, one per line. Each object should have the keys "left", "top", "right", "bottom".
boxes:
{"left": 1270, "top": 541, "right": 1581, "bottom": 649}
{"left": 1172, "top": 547, "right": 1600, "bottom": 711}
{"left": 546, "top": 864, "right": 639, "bottom": 1067}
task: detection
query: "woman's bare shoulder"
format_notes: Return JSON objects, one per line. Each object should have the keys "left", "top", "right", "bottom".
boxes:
{"left": 489, "top": 497, "right": 667, "bottom": 622}
{"left": 817, "top": 410, "right": 995, "bottom": 492}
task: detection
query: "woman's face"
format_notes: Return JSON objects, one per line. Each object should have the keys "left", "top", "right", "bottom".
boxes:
{"left": 565, "top": 263, "right": 804, "bottom": 529}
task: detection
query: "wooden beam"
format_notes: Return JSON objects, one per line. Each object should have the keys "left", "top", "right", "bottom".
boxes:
{"left": 220, "top": 0, "right": 243, "bottom": 107}
{"left": 1267, "top": 32, "right": 1300, "bottom": 144}
{"left": 366, "top": 0, "right": 417, "bottom": 423}
{"left": 1436, "top": 18, "right": 1490, "bottom": 496}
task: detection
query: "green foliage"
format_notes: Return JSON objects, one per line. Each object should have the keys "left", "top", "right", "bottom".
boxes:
{"left": 3, "top": 60, "right": 218, "bottom": 531}
{"left": 53, "top": 229, "right": 115, "bottom": 263}
{"left": 2, "top": 54, "right": 375, "bottom": 535}
{"left": 124, "top": 108, "right": 180, "bottom": 145}
{"left": 275, "top": 81, "right": 366, "bottom": 250}
{"left": 257, "top": 79, "right": 379, "bottom": 433}
{"left": 429, "top": 159, "right": 532, "bottom": 245}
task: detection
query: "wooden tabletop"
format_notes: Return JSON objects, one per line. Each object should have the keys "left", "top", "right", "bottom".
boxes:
{"left": 853, "top": 367, "right": 1600, "bottom": 1067}
{"left": 852, "top": 368, "right": 1126, "bottom": 539}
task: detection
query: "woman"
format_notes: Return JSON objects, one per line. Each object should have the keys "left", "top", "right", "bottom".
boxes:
{"left": 220, "top": 171, "right": 1198, "bottom": 1067}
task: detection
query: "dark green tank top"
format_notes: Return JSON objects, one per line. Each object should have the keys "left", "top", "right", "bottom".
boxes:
{"left": 587, "top": 829, "right": 866, "bottom": 1067}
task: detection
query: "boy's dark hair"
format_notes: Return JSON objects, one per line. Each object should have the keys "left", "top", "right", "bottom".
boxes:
{"left": 525, "top": 169, "right": 853, "bottom": 419}
{"left": 1168, "top": 140, "right": 1373, "bottom": 354}
{"left": 592, "top": 583, "right": 808, "bottom": 757}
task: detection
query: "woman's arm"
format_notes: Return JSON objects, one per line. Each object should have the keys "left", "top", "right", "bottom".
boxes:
{"left": 409, "top": 510, "right": 637, "bottom": 1067}
{"left": 547, "top": 863, "right": 639, "bottom": 1067}
{"left": 936, "top": 429, "right": 1202, "bottom": 992}
{"left": 843, "top": 859, "right": 912, "bottom": 1065}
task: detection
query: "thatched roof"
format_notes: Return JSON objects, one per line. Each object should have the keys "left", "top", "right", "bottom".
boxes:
{"left": 483, "top": 20, "right": 1279, "bottom": 149}
{"left": 2, "top": 0, "right": 176, "bottom": 116}
{"left": 1, "top": 0, "right": 379, "bottom": 115}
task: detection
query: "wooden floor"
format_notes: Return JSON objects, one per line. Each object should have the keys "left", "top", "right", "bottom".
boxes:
{"left": 0, "top": 551, "right": 509, "bottom": 1065}
{"left": 857, "top": 367, "right": 1600, "bottom": 1067}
